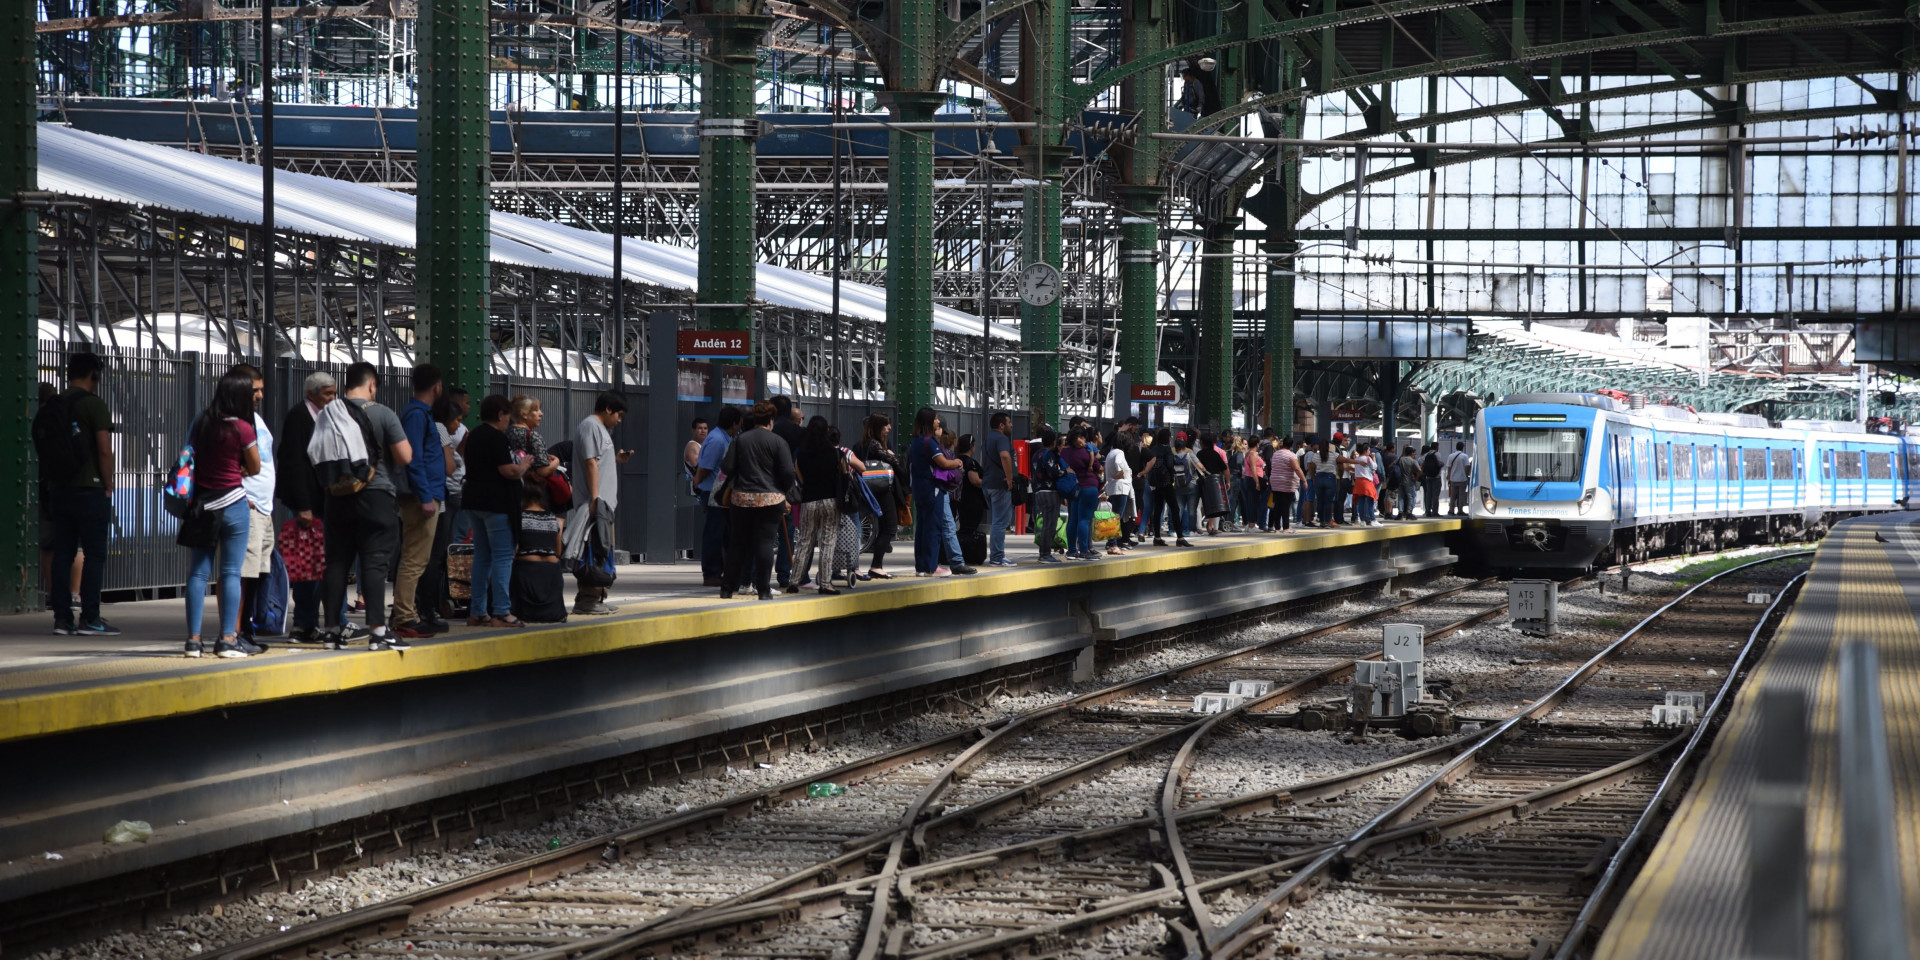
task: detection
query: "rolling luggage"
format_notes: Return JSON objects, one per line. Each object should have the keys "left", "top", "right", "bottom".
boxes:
{"left": 1199, "top": 474, "right": 1228, "bottom": 518}
{"left": 961, "top": 529, "right": 987, "bottom": 566}
{"left": 832, "top": 511, "right": 864, "bottom": 588}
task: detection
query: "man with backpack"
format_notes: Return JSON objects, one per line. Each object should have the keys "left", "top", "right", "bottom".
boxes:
{"left": 310, "top": 362, "right": 413, "bottom": 651}
{"left": 1028, "top": 427, "right": 1065, "bottom": 564}
{"left": 37, "top": 352, "right": 118, "bottom": 637}
{"left": 1421, "top": 444, "right": 1444, "bottom": 517}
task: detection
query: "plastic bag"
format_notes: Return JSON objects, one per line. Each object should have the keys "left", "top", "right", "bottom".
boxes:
{"left": 104, "top": 820, "right": 152, "bottom": 844}
{"left": 1091, "top": 509, "right": 1120, "bottom": 542}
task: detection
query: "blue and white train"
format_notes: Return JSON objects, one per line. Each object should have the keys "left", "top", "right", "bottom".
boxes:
{"left": 1465, "top": 392, "right": 1914, "bottom": 570}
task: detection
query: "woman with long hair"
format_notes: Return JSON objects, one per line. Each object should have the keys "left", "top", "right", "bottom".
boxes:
{"left": 794, "top": 415, "right": 864, "bottom": 594}
{"left": 183, "top": 370, "right": 264, "bottom": 659}
{"left": 852, "top": 413, "right": 900, "bottom": 579}
{"left": 907, "top": 408, "right": 975, "bottom": 576}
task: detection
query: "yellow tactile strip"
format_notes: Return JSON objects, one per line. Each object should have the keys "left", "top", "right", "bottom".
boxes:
{"left": 0, "top": 521, "right": 1457, "bottom": 744}
{"left": 1596, "top": 514, "right": 1920, "bottom": 960}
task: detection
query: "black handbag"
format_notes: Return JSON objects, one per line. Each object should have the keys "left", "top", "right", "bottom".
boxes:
{"left": 175, "top": 499, "right": 218, "bottom": 549}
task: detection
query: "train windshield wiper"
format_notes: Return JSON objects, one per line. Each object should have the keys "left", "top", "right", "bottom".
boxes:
{"left": 1530, "top": 460, "right": 1561, "bottom": 497}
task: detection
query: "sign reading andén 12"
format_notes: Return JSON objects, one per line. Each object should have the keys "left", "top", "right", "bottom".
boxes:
{"left": 1130, "top": 383, "right": 1179, "bottom": 404}
{"left": 677, "top": 330, "right": 751, "bottom": 361}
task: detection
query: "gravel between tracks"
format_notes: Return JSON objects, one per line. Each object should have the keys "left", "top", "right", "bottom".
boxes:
{"left": 32, "top": 568, "right": 1720, "bottom": 960}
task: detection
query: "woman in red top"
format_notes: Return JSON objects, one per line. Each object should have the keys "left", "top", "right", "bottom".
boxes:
{"left": 183, "top": 371, "right": 263, "bottom": 659}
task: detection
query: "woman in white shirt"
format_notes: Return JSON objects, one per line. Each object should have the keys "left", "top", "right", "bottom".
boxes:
{"left": 1103, "top": 444, "right": 1134, "bottom": 554}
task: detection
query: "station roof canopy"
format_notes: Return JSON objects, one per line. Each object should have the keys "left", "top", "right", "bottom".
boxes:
{"left": 34, "top": 123, "right": 1018, "bottom": 341}
{"left": 1411, "top": 320, "right": 1907, "bottom": 421}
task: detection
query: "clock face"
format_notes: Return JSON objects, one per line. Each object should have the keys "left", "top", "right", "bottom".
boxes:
{"left": 1019, "top": 262, "right": 1063, "bottom": 307}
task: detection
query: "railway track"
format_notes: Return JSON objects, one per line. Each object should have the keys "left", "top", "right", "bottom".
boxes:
{"left": 183, "top": 575, "right": 1508, "bottom": 959}
{"left": 84, "top": 553, "right": 1799, "bottom": 960}
{"left": 481, "top": 555, "right": 1798, "bottom": 960}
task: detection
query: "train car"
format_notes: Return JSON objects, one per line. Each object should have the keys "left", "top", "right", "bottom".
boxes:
{"left": 1465, "top": 392, "right": 1912, "bottom": 571}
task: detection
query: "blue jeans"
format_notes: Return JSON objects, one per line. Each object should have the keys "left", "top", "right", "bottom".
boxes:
{"left": 1240, "top": 477, "right": 1268, "bottom": 529}
{"left": 1311, "top": 473, "right": 1338, "bottom": 525}
{"left": 1355, "top": 494, "right": 1377, "bottom": 524}
{"left": 935, "top": 490, "right": 965, "bottom": 567}
{"left": 1068, "top": 486, "right": 1098, "bottom": 555}
{"left": 912, "top": 491, "right": 941, "bottom": 573}
{"left": 49, "top": 485, "right": 111, "bottom": 625}
{"left": 466, "top": 510, "right": 515, "bottom": 617}
{"left": 186, "top": 498, "right": 251, "bottom": 638}
{"left": 985, "top": 488, "right": 1013, "bottom": 562}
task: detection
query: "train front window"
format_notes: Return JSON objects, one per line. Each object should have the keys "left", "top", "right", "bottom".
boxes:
{"left": 1493, "top": 428, "right": 1586, "bottom": 483}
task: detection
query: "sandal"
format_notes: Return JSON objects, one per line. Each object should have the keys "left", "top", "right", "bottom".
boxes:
{"left": 865, "top": 569, "right": 895, "bottom": 580}
{"left": 491, "top": 616, "right": 528, "bottom": 628}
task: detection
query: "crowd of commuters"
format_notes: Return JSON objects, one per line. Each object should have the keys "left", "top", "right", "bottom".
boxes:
{"left": 40, "top": 353, "right": 1478, "bottom": 643}
{"left": 37, "top": 353, "right": 634, "bottom": 658}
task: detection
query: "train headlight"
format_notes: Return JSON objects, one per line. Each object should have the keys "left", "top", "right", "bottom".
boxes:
{"left": 1578, "top": 487, "right": 1598, "bottom": 515}
{"left": 1479, "top": 486, "right": 1496, "bottom": 512}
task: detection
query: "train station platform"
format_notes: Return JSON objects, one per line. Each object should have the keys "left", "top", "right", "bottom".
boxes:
{"left": 0, "top": 519, "right": 1457, "bottom": 916}
{"left": 1597, "top": 513, "right": 1920, "bottom": 960}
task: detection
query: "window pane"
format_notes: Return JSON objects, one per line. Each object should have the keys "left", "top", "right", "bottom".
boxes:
{"left": 1492, "top": 428, "right": 1586, "bottom": 482}
{"left": 1868, "top": 451, "right": 1892, "bottom": 479}
{"left": 1745, "top": 448, "right": 1767, "bottom": 480}
{"left": 1773, "top": 449, "right": 1794, "bottom": 479}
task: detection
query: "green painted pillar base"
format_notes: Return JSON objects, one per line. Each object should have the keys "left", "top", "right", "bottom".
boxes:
{"left": 1, "top": 1, "right": 39, "bottom": 611}
{"left": 1265, "top": 238, "right": 1297, "bottom": 432}
{"left": 696, "top": 13, "right": 770, "bottom": 345}
{"left": 880, "top": 90, "right": 944, "bottom": 425}
{"left": 1197, "top": 226, "right": 1237, "bottom": 430}
{"left": 416, "top": 0, "right": 492, "bottom": 402}
{"left": 1116, "top": 186, "right": 1164, "bottom": 407}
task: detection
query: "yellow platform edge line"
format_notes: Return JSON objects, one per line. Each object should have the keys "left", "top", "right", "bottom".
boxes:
{"left": 1594, "top": 519, "right": 1892, "bottom": 960}
{"left": 0, "top": 520, "right": 1458, "bottom": 742}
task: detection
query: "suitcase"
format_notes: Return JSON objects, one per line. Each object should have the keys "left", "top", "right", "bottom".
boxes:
{"left": 961, "top": 530, "right": 987, "bottom": 566}
{"left": 1199, "top": 474, "right": 1227, "bottom": 518}
{"left": 831, "top": 512, "right": 864, "bottom": 589}
{"left": 448, "top": 542, "right": 475, "bottom": 600}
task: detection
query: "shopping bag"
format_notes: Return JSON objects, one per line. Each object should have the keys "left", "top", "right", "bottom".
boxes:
{"left": 280, "top": 519, "right": 326, "bottom": 582}
{"left": 1091, "top": 509, "right": 1120, "bottom": 542}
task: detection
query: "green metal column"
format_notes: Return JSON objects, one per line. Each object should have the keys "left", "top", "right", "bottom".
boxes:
{"left": 694, "top": 4, "right": 770, "bottom": 340}
{"left": 1264, "top": 237, "right": 1297, "bottom": 431}
{"left": 881, "top": 90, "right": 944, "bottom": 422}
{"left": 1020, "top": 172, "right": 1067, "bottom": 427}
{"left": 1019, "top": 0, "right": 1073, "bottom": 428}
{"left": 1262, "top": 56, "right": 1302, "bottom": 431}
{"left": 1197, "top": 226, "right": 1235, "bottom": 429}
{"left": 1, "top": 1, "right": 38, "bottom": 610}
{"left": 1116, "top": 0, "right": 1167, "bottom": 400}
{"left": 1117, "top": 188, "right": 1163, "bottom": 386}
{"left": 415, "top": 0, "right": 492, "bottom": 401}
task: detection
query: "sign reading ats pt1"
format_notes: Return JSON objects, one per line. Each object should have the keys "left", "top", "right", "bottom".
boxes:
{"left": 677, "top": 330, "right": 751, "bottom": 361}
{"left": 1130, "top": 383, "right": 1179, "bottom": 404}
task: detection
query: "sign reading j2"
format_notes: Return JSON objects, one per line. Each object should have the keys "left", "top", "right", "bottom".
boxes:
{"left": 1130, "top": 383, "right": 1179, "bottom": 404}
{"left": 677, "top": 330, "right": 751, "bottom": 360}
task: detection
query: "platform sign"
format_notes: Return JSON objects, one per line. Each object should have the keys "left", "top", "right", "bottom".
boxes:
{"left": 1131, "top": 383, "right": 1179, "bottom": 404}
{"left": 1509, "top": 579, "right": 1559, "bottom": 634}
{"left": 677, "top": 330, "right": 751, "bottom": 361}
{"left": 1382, "top": 623, "right": 1423, "bottom": 662}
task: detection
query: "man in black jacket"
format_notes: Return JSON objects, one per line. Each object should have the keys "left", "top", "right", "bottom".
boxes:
{"left": 277, "top": 371, "right": 336, "bottom": 641}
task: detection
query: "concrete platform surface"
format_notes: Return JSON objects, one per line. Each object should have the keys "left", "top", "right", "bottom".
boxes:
{"left": 0, "top": 519, "right": 1459, "bottom": 743}
{"left": 1596, "top": 513, "right": 1920, "bottom": 960}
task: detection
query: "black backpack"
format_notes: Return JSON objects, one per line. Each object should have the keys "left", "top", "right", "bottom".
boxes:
{"left": 1423, "top": 451, "right": 1442, "bottom": 479}
{"left": 32, "top": 389, "right": 92, "bottom": 487}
